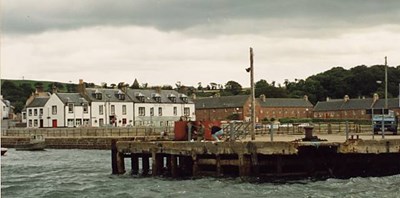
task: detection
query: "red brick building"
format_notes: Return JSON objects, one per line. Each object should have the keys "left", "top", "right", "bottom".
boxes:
{"left": 313, "top": 94, "right": 400, "bottom": 120}
{"left": 194, "top": 95, "right": 313, "bottom": 122}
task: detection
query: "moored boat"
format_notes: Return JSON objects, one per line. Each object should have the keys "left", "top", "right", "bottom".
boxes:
{"left": 1, "top": 147, "right": 7, "bottom": 156}
{"left": 15, "top": 135, "right": 46, "bottom": 151}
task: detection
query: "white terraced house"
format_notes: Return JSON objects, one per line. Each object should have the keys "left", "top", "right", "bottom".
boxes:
{"left": 125, "top": 89, "right": 196, "bottom": 127}
{"left": 84, "top": 88, "right": 133, "bottom": 127}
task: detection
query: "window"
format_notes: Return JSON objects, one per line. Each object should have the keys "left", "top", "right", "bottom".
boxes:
{"left": 29, "top": 119, "right": 32, "bottom": 127}
{"left": 139, "top": 107, "right": 145, "bottom": 116}
{"left": 67, "top": 119, "right": 74, "bottom": 127}
{"left": 99, "top": 118, "right": 104, "bottom": 127}
{"left": 158, "top": 107, "right": 162, "bottom": 116}
{"left": 76, "top": 119, "right": 82, "bottom": 126}
{"left": 111, "top": 105, "right": 115, "bottom": 115}
{"left": 122, "top": 118, "right": 127, "bottom": 125}
{"left": 68, "top": 103, "right": 74, "bottom": 113}
{"left": 39, "top": 108, "right": 43, "bottom": 116}
{"left": 83, "top": 119, "right": 89, "bottom": 126}
{"left": 34, "top": 109, "right": 38, "bottom": 116}
{"left": 28, "top": 109, "right": 32, "bottom": 116}
{"left": 99, "top": 105, "right": 103, "bottom": 115}
{"left": 150, "top": 107, "right": 154, "bottom": 116}
{"left": 122, "top": 105, "right": 127, "bottom": 115}
{"left": 184, "top": 107, "right": 190, "bottom": 116}
{"left": 23, "top": 113, "right": 26, "bottom": 120}
{"left": 52, "top": 105, "right": 57, "bottom": 115}
{"left": 34, "top": 119, "right": 38, "bottom": 127}
{"left": 173, "top": 107, "right": 177, "bottom": 116}
{"left": 83, "top": 103, "right": 88, "bottom": 113}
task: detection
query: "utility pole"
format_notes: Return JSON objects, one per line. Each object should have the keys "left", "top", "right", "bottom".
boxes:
{"left": 250, "top": 48, "right": 255, "bottom": 140}
{"left": 383, "top": 56, "right": 388, "bottom": 139}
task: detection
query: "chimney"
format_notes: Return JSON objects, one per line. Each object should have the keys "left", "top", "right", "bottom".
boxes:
{"left": 191, "top": 93, "right": 197, "bottom": 100}
{"left": 303, "top": 95, "right": 308, "bottom": 101}
{"left": 155, "top": 86, "right": 161, "bottom": 94}
{"left": 77, "top": 79, "right": 86, "bottom": 95}
{"left": 260, "top": 94, "right": 266, "bottom": 102}
{"left": 52, "top": 84, "right": 58, "bottom": 94}
{"left": 326, "top": 97, "right": 330, "bottom": 101}
{"left": 35, "top": 84, "right": 44, "bottom": 95}
{"left": 344, "top": 95, "right": 350, "bottom": 102}
{"left": 121, "top": 84, "right": 128, "bottom": 93}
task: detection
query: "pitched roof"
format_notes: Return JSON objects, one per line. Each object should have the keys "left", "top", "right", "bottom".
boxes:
{"left": 56, "top": 93, "right": 88, "bottom": 106}
{"left": 85, "top": 88, "right": 131, "bottom": 102}
{"left": 314, "top": 98, "right": 400, "bottom": 111}
{"left": 125, "top": 89, "right": 193, "bottom": 104}
{"left": 26, "top": 97, "right": 49, "bottom": 108}
{"left": 194, "top": 95, "right": 249, "bottom": 109}
{"left": 258, "top": 98, "right": 313, "bottom": 108}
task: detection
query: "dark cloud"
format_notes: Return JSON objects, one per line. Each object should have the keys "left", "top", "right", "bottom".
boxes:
{"left": 3, "top": 0, "right": 400, "bottom": 36}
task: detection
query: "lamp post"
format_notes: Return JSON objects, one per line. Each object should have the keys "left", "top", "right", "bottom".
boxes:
{"left": 246, "top": 47, "right": 256, "bottom": 140}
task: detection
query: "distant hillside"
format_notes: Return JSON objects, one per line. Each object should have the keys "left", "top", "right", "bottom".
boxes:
{"left": 1, "top": 79, "right": 77, "bottom": 113}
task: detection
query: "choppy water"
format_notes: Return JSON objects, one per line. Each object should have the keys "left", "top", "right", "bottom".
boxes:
{"left": 2, "top": 149, "right": 400, "bottom": 198}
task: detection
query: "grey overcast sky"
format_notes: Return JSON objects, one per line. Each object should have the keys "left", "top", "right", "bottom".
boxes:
{"left": 1, "top": 0, "right": 400, "bottom": 87}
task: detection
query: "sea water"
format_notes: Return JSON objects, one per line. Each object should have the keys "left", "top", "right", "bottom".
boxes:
{"left": 2, "top": 149, "right": 400, "bottom": 198}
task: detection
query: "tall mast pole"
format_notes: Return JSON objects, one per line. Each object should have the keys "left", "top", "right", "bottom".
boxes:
{"left": 385, "top": 56, "right": 388, "bottom": 111}
{"left": 250, "top": 47, "right": 255, "bottom": 140}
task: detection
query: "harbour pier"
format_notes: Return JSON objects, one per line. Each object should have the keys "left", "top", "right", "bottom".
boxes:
{"left": 111, "top": 136, "right": 400, "bottom": 180}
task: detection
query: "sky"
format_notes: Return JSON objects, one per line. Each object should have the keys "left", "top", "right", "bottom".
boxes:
{"left": 1, "top": 0, "right": 400, "bottom": 88}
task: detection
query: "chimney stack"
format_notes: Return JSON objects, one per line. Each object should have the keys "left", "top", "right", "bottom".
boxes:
{"left": 344, "top": 95, "right": 350, "bottom": 102}
{"left": 52, "top": 84, "right": 58, "bottom": 94}
{"left": 260, "top": 94, "right": 266, "bottom": 102}
{"left": 191, "top": 93, "right": 197, "bottom": 100}
{"left": 77, "top": 79, "right": 86, "bottom": 95}
{"left": 373, "top": 93, "right": 379, "bottom": 103}
{"left": 303, "top": 95, "right": 308, "bottom": 101}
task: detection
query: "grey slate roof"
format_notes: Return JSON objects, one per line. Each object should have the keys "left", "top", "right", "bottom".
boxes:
{"left": 195, "top": 95, "right": 249, "bottom": 109}
{"left": 85, "top": 88, "right": 131, "bottom": 102}
{"left": 26, "top": 97, "right": 49, "bottom": 108}
{"left": 314, "top": 98, "right": 400, "bottom": 111}
{"left": 258, "top": 98, "right": 313, "bottom": 108}
{"left": 56, "top": 93, "right": 88, "bottom": 106}
{"left": 125, "top": 89, "right": 193, "bottom": 104}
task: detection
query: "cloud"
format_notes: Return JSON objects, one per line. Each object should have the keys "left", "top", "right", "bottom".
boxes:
{"left": 3, "top": 0, "right": 400, "bottom": 38}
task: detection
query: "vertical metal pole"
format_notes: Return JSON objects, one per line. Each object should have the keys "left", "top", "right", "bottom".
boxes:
{"left": 371, "top": 108, "right": 374, "bottom": 140}
{"left": 250, "top": 47, "right": 256, "bottom": 140}
{"left": 270, "top": 124, "right": 273, "bottom": 142}
{"left": 345, "top": 121, "right": 349, "bottom": 141}
{"left": 383, "top": 56, "right": 388, "bottom": 139}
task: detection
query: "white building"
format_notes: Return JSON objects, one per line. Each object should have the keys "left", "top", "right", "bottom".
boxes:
{"left": 26, "top": 93, "right": 90, "bottom": 128}
{"left": 0, "top": 95, "right": 12, "bottom": 119}
{"left": 26, "top": 97, "right": 50, "bottom": 128}
{"left": 85, "top": 88, "right": 133, "bottom": 127}
{"left": 126, "top": 89, "right": 196, "bottom": 127}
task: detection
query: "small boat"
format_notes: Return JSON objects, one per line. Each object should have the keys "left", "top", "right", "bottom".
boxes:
{"left": 1, "top": 147, "right": 7, "bottom": 156}
{"left": 15, "top": 135, "right": 46, "bottom": 151}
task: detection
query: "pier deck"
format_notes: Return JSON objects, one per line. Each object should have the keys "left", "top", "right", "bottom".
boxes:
{"left": 112, "top": 134, "right": 400, "bottom": 180}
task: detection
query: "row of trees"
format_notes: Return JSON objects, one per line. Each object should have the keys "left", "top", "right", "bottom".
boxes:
{"left": 2, "top": 65, "right": 400, "bottom": 113}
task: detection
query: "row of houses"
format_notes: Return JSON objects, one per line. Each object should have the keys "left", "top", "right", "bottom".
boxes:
{"left": 22, "top": 80, "right": 400, "bottom": 128}
{"left": 24, "top": 80, "right": 195, "bottom": 128}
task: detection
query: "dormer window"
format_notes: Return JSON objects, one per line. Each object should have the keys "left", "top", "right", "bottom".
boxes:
{"left": 136, "top": 92, "right": 145, "bottom": 102}
{"left": 168, "top": 94, "right": 176, "bottom": 103}
{"left": 152, "top": 93, "right": 161, "bottom": 103}
{"left": 94, "top": 90, "right": 102, "bottom": 100}
{"left": 180, "top": 94, "right": 188, "bottom": 103}
{"left": 117, "top": 90, "right": 125, "bottom": 100}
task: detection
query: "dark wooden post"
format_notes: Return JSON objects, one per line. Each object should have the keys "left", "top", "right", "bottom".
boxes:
{"left": 152, "top": 151, "right": 163, "bottom": 176}
{"left": 116, "top": 151, "right": 126, "bottom": 174}
{"left": 131, "top": 153, "right": 139, "bottom": 175}
{"left": 142, "top": 155, "right": 150, "bottom": 176}
{"left": 276, "top": 155, "right": 283, "bottom": 175}
{"left": 239, "top": 154, "right": 251, "bottom": 177}
{"left": 216, "top": 155, "right": 222, "bottom": 177}
{"left": 170, "top": 155, "right": 178, "bottom": 178}
{"left": 111, "top": 139, "right": 118, "bottom": 174}
{"left": 192, "top": 153, "right": 198, "bottom": 177}
{"left": 251, "top": 152, "right": 259, "bottom": 176}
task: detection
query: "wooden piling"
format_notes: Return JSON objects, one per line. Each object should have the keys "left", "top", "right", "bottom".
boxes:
{"left": 142, "top": 155, "right": 150, "bottom": 176}
{"left": 111, "top": 139, "right": 118, "bottom": 174}
{"left": 152, "top": 151, "right": 163, "bottom": 176}
{"left": 239, "top": 154, "right": 251, "bottom": 177}
{"left": 116, "top": 150, "right": 126, "bottom": 174}
{"left": 131, "top": 153, "right": 139, "bottom": 175}
{"left": 170, "top": 155, "right": 178, "bottom": 177}
{"left": 216, "top": 155, "right": 222, "bottom": 177}
{"left": 192, "top": 153, "right": 198, "bottom": 177}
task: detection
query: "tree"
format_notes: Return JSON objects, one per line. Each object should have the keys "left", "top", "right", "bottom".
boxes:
{"left": 130, "top": 79, "right": 140, "bottom": 89}
{"left": 225, "top": 81, "right": 242, "bottom": 95}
